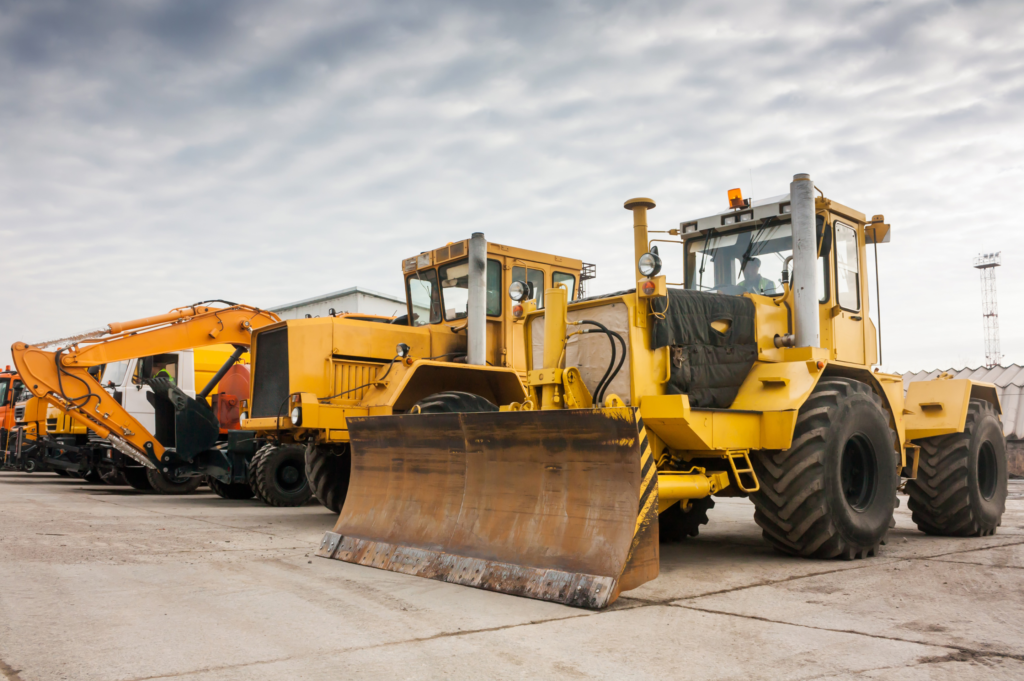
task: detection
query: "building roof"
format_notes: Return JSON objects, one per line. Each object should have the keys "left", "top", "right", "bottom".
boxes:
{"left": 270, "top": 286, "right": 403, "bottom": 313}
{"left": 902, "top": 365, "right": 1024, "bottom": 441}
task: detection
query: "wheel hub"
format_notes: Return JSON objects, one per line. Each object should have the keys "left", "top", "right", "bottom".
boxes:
{"left": 841, "top": 434, "right": 877, "bottom": 512}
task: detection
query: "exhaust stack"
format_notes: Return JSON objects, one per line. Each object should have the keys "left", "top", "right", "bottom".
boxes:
{"left": 790, "top": 174, "right": 820, "bottom": 347}
{"left": 466, "top": 232, "right": 487, "bottom": 366}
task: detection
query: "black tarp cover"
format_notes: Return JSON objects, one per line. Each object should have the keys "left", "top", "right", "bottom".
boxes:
{"left": 650, "top": 289, "right": 758, "bottom": 408}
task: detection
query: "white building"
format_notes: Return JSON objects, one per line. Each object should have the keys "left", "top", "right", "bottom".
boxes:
{"left": 270, "top": 287, "right": 407, "bottom": 321}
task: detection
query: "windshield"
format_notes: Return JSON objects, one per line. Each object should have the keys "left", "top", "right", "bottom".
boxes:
{"left": 0, "top": 378, "right": 8, "bottom": 406}
{"left": 438, "top": 259, "right": 502, "bottom": 321}
{"left": 101, "top": 360, "right": 131, "bottom": 387}
{"left": 687, "top": 222, "right": 792, "bottom": 295}
{"left": 12, "top": 381, "right": 30, "bottom": 403}
{"left": 406, "top": 269, "right": 441, "bottom": 326}
{"left": 686, "top": 221, "right": 827, "bottom": 300}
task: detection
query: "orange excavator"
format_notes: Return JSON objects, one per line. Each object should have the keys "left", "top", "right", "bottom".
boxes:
{"left": 12, "top": 302, "right": 281, "bottom": 497}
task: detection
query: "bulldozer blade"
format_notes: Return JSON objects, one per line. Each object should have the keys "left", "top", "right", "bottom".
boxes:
{"left": 316, "top": 407, "right": 659, "bottom": 609}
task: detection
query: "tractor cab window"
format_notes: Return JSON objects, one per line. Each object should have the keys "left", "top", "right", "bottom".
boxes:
{"left": 835, "top": 221, "right": 860, "bottom": 310}
{"left": 101, "top": 360, "right": 130, "bottom": 388}
{"left": 406, "top": 269, "right": 441, "bottom": 326}
{"left": 133, "top": 355, "right": 179, "bottom": 385}
{"left": 553, "top": 272, "right": 577, "bottom": 299}
{"left": 0, "top": 378, "right": 9, "bottom": 406}
{"left": 512, "top": 266, "right": 545, "bottom": 308}
{"left": 438, "top": 259, "right": 502, "bottom": 321}
{"left": 686, "top": 221, "right": 827, "bottom": 301}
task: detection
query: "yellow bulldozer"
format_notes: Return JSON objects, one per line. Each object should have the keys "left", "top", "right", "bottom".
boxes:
{"left": 315, "top": 174, "right": 1009, "bottom": 609}
{"left": 240, "top": 235, "right": 591, "bottom": 510}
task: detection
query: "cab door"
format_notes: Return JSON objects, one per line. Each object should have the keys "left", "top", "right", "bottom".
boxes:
{"left": 832, "top": 220, "right": 866, "bottom": 365}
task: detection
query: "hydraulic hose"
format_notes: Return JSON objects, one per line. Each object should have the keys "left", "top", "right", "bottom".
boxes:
{"left": 577, "top": 320, "right": 627, "bottom": 406}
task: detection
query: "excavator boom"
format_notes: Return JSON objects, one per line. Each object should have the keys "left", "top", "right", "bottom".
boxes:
{"left": 12, "top": 304, "right": 279, "bottom": 467}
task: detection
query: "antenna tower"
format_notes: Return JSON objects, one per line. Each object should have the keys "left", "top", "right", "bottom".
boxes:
{"left": 973, "top": 252, "right": 1002, "bottom": 367}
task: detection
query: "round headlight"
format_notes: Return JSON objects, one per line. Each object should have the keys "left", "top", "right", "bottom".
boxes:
{"left": 290, "top": 407, "right": 301, "bottom": 426}
{"left": 508, "top": 280, "right": 529, "bottom": 302}
{"left": 396, "top": 342, "right": 410, "bottom": 358}
{"left": 638, "top": 252, "right": 662, "bottom": 277}
{"left": 240, "top": 411, "right": 249, "bottom": 422}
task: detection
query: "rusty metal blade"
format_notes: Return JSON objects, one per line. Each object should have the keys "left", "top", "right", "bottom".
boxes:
{"left": 316, "top": 408, "right": 659, "bottom": 608}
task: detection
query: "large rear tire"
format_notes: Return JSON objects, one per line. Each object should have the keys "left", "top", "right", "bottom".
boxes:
{"left": 906, "top": 399, "right": 1007, "bottom": 536}
{"left": 305, "top": 443, "right": 351, "bottom": 513}
{"left": 251, "top": 443, "right": 312, "bottom": 507}
{"left": 659, "top": 497, "right": 714, "bottom": 542}
{"left": 411, "top": 391, "right": 498, "bottom": 414}
{"left": 750, "top": 377, "right": 898, "bottom": 559}
{"left": 208, "top": 477, "right": 256, "bottom": 500}
{"left": 123, "top": 467, "right": 153, "bottom": 491}
{"left": 145, "top": 468, "right": 203, "bottom": 494}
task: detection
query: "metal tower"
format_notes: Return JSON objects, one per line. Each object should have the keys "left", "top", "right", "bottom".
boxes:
{"left": 973, "top": 252, "right": 1002, "bottom": 367}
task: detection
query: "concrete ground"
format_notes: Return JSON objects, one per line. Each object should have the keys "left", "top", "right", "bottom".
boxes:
{"left": 1, "top": 473, "right": 1022, "bottom": 681}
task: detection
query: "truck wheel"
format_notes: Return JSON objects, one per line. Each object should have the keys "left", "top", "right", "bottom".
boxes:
{"left": 24, "top": 458, "right": 38, "bottom": 473}
{"left": 411, "top": 391, "right": 498, "bottom": 413}
{"left": 251, "top": 443, "right": 312, "bottom": 507}
{"left": 906, "top": 399, "right": 1007, "bottom": 536}
{"left": 305, "top": 443, "right": 351, "bottom": 513}
{"left": 208, "top": 477, "right": 256, "bottom": 500}
{"left": 659, "top": 497, "right": 714, "bottom": 542}
{"left": 750, "top": 377, "right": 898, "bottom": 559}
{"left": 123, "top": 467, "right": 153, "bottom": 491}
{"left": 145, "top": 468, "right": 203, "bottom": 494}
{"left": 83, "top": 469, "right": 104, "bottom": 484}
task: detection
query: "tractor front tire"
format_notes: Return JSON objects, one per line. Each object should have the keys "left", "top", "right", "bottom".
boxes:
{"left": 906, "top": 399, "right": 1007, "bottom": 537}
{"left": 145, "top": 468, "right": 203, "bottom": 494}
{"left": 305, "top": 443, "right": 351, "bottom": 514}
{"left": 751, "top": 377, "right": 898, "bottom": 559}
{"left": 251, "top": 443, "right": 312, "bottom": 507}
{"left": 411, "top": 391, "right": 499, "bottom": 414}
{"left": 659, "top": 497, "right": 715, "bottom": 542}
{"left": 208, "top": 477, "right": 256, "bottom": 500}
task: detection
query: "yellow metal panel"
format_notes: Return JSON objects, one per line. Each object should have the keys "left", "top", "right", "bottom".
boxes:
{"left": 753, "top": 296, "right": 790, "bottom": 356}
{"left": 711, "top": 412, "right": 760, "bottom": 449}
{"left": 331, "top": 360, "right": 384, "bottom": 403}
{"left": 761, "top": 411, "right": 798, "bottom": 450}
{"left": 731, "top": 357, "right": 824, "bottom": 412}
{"left": 639, "top": 394, "right": 712, "bottom": 450}
{"left": 872, "top": 372, "right": 906, "bottom": 448}
{"left": 904, "top": 379, "right": 972, "bottom": 440}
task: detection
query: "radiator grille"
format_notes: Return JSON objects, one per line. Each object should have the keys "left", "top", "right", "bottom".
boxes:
{"left": 14, "top": 405, "right": 25, "bottom": 421}
{"left": 251, "top": 327, "right": 289, "bottom": 419}
{"left": 46, "top": 418, "right": 58, "bottom": 431}
{"left": 331, "top": 360, "right": 384, "bottom": 403}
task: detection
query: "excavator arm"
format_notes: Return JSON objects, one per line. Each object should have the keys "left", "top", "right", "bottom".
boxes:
{"left": 12, "top": 304, "right": 279, "bottom": 468}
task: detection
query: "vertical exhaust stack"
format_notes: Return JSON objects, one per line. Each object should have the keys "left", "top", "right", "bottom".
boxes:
{"left": 625, "top": 198, "right": 656, "bottom": 281}
{"left": 467, "top": 233, "right": 487, "bottom": 366}
{"left": 790, "top": 174, "right": 820, "bottom": 348}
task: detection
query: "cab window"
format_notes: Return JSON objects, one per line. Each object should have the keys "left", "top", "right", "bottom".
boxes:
{"left": 835, "top": 222, "right": 860, "bottom": 310}
{"left": 553, "top": 272, "right": 576, "bottom": 299}
{"left": 512, "top": 266, "right": 545, "bottom": 308}
{"left": 101, "top": 360, "right": 131, "bottom": 388}
{"left": 0, "top": 378, "right": 9, "bottom": 406}
{"left": 406, "top": 269, "right": 441, "bottom": 325}
{"left": 438, "top": 259, "right": 502, "bottom": 321}
{"left": 686, "top": 220, "right": 829, "bottom": 302}
{"left": 133, "top": 355, "right": 179, "bottom": 384}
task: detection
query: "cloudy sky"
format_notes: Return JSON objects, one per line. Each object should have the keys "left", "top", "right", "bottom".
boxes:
{"left": 1, "top": 0, "right": 1022, "bottom": 372}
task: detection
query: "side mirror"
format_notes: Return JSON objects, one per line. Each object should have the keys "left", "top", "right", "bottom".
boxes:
{"left": 140, "top": 356, "right": 154, "bottom": 379}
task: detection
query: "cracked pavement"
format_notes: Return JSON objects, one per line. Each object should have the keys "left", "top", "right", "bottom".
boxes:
{"left": 1, "top": 473, "right": 1022, "bottom": 680}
